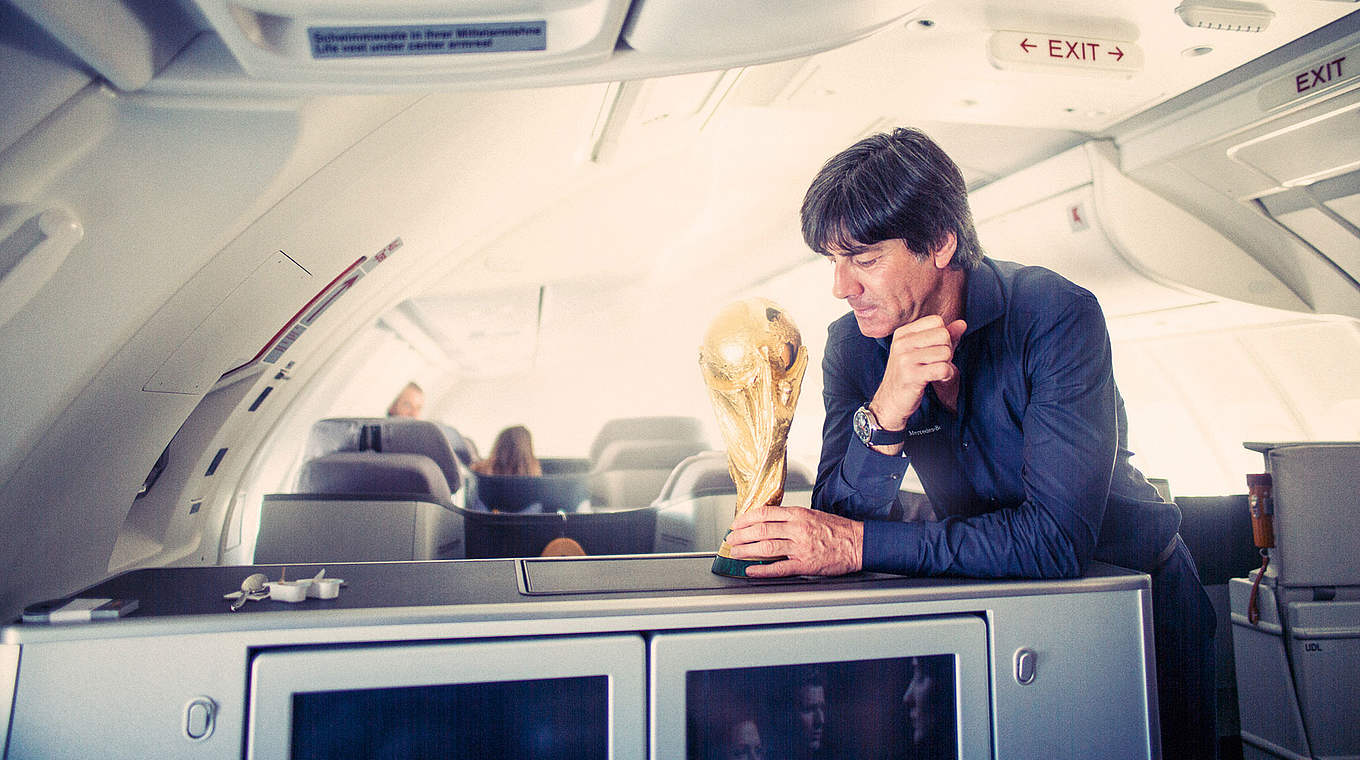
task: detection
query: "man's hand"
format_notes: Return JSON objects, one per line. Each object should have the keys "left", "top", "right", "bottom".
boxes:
{"left": 726, "top": 506, "right": 864, "bottom": 577}
{"left": 870, "top": 315, "right": 968, "bottom": 428}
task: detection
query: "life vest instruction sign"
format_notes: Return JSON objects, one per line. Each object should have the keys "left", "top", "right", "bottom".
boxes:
{"left": 310, "top": 22, "right": 547, "bottom": 58}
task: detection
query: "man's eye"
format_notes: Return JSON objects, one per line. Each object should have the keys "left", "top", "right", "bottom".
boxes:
{"left": 855, "top": 257, "right": 879, "bottom": 268}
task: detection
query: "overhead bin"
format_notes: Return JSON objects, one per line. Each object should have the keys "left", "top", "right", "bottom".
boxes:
{"left": 190, "top": 0, "right": 632, "bottom": 83}
{"left": 1116, "top": 21, "right": 1360, "bottom": 318}
{"left": 130, "top": 0, "right": 929, "bottom": 92}
{"left": 968, "top": 140, "right": 1307, "bottom": 316}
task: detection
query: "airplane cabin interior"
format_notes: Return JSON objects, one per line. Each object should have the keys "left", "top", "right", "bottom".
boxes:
{"left": 1, "top": 0, "right": 1358, "bottom": 758}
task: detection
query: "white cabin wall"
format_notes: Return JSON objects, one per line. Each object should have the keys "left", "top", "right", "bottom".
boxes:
{"left": 0, "top": 80, "right": 653, "bottom": 616}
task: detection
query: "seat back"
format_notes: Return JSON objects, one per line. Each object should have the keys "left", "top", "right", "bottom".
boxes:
{"left": 587, "top": 416, "right": 708, "bottom": 464}
{"left": 589, "top": 439, "right": 707, "bottom": 509}
{"left": 461, "top": 506, "right": 657, "bottom": 559}
{"left": 254, "top": 494, "right": 463, "bottom": 563}
{"left": 652, "top": 451, "right": 815, "bottom": 553}
{"left": 654, "top": 450, "right": 814, "bottom": 503}
{"left": 298, "top": 452, "right": 452, "bottom": 502}
{"left": 303, "top": 417, "right": 463, "bottom": 494}
{"left": 472, "top": 472, "right": 590, "bottom": 513}
{"left": 1247, "top": 441, "right": 1360, "bottom": 588}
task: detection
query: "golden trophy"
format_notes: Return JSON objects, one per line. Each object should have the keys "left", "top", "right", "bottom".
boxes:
{"left": 699, "top": 297, "right": 808, "bottom": 577}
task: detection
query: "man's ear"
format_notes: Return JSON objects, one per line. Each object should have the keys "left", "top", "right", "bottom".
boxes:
{"left": 932, "top": 231, "right": 957, "bottom": 270}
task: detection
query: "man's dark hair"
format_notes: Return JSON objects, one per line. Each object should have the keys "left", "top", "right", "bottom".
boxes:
{"left": 800, "top": 127, "right": 982, "bottom": 270}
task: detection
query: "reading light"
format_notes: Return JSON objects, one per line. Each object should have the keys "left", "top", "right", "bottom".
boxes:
{"left": 1175, "top": 1, "right": 1274, "bottom": 32}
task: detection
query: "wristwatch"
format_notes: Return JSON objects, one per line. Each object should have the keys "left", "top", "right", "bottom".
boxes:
{"left": 853, "top": 404, "right": 906, "bottom": 446}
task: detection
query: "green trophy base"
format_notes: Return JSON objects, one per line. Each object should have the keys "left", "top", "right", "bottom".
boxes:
{"left": 710, "top": 553, "right": 778, "bottom": 578}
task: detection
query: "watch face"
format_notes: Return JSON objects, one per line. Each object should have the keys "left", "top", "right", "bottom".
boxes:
{"left": 853, "top": 405, "right": 872, "bottom": 443}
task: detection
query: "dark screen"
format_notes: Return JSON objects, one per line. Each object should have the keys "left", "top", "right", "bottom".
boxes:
{"left": 291, "top": 675, "right": 608, "bottom": 760}
{"left": 686, "top": 655, "right": 957, "bottom": 760}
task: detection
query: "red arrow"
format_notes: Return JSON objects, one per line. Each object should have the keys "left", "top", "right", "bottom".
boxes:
{"left": 1108, "top": 46, "right": 1124, "bottom": 61}
{"left": 1019, "top": 38, "right": 1036, "bottom": 53}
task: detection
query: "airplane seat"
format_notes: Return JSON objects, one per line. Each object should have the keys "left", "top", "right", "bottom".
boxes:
{"left": 588, "top": 439, "right": 707, "bottom": 510}
{"left": 461, "top": 506, "right": 657, "bottom": 559}
{"left": 587, "top": 415, "right": 708, "bottom": 464}
{"left": 1230, "top": 442, "right": 1360, "bottom": 760}
{"left": 539, "top": 457, "right": 592, "bottom": 475}
{"left": 298, "top": 452, "right": 453, "bottom": 502}
{"left": 302, "top": 417, "right": 464, "bottom": 496}
{"left": 255, "top": 452, "right": 463, "bottom": 564}
{"left": 651, "top": 451, "right": 814, "bottom": 553}
{"left": 434, "top": 421, "right": 478, "bottom": 467}
{"left": 653, "top": 450, "right": 814, "bottom": 503}
{"left": 257, "top": 428, "right": 467, "bottom": 564}
{"left": 470, "top": 472, "right": 590, "bottom": 514}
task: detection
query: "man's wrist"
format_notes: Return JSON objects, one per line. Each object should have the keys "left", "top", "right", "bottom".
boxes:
{"left": 865, "top": 400, "right": 906, "bottom": 432}
{"left": 855, "top": 403, "right": 906, "bottom": 451}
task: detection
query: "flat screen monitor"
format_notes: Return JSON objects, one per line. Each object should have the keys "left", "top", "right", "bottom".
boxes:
{"left": 248, "top": 634, "right": 646, "bottom": 759}
{"left": 649, "top": 616, "right": 990, "bottom": 759}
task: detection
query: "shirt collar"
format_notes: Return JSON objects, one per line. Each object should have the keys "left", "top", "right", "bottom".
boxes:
{"left": 962, "top": 256, "right": 1004, "bottom": 337}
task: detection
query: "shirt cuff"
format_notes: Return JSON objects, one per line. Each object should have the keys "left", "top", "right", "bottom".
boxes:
{"left": 862, "top": 519, "right": 924, "bottom": 575}
{"left": 841, "top": 435, "right": 910, "bottom": 505}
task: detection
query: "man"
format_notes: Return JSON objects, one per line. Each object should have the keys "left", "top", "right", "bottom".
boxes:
{"left": 726, "top": 128, "right": 1216, "bottom": 759}
{"left": 789, "top": 667, "right": 828, "bottom": 760}
{"left": 901, "top": 656, "right": 955, "bottom": 759}
{"left": 386, "top": 381, "right": 425, "bottom": 418}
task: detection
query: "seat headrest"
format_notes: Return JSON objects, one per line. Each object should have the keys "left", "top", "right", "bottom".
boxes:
{"left": 304, "top": 417, "right": 463, "bottom": 492}
{"left": 654, "top": 450, "right": 815, "bottom": 503}
{"left": 591, "top": 439, "right": 707, "bottom": 473}
{"left": 298, "top": 452, "right": 453, "bottom": 502}
{"left": 473, "top": 472, "right": 590, "bottom": 513}
{"left": 588, "top": 416, "right": 707, "bottom": 463}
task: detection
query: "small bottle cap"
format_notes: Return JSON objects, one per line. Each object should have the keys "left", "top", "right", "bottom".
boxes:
{"left": 1246, "top": 473, "right": 1272, "bottom": 487}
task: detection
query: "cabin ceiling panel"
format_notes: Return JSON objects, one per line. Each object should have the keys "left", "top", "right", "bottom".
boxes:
{"left": 779, "top": 0, "right": 1355, "bottom": 135}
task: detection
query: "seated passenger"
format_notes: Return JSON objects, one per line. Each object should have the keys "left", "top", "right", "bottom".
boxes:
{"left": 386, "top": 381, "right": 425, "bottom": 418}
{"left": 472, "top": 425, "right": 543, "bottom": 477}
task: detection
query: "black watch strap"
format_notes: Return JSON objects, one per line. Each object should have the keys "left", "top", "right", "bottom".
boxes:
{"left": 854, "top": 404, "right": 906, "bottom": 446}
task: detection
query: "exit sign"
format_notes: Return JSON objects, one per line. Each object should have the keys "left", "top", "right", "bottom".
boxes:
{"left": 988, "top": 30, "right": 1144, "bottom": 77}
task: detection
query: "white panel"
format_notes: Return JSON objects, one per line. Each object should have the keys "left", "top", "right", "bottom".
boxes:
{"left": 0, "top": 206, "right": 83, "bottom": 330}
{"left": 1229, "top": 98, "right": 1360, "bottom": 187}
{"left": 1326, "top": 191, "right": 1360, "bottom": 227}
{"left": 1113, "top": 316, "right": 1360, "bottom": 495}
{"left": 1243, "top": 320, "right": 1360, "bottom": 440}
{"left": 976, "top": 184, "right": 1204, "bottom": 318}
{"left": 1274, "top": 207, "right": 1360, "bottom": 285}
{"left": 0, "top": 643, "right": 17, "bottom": 759}
{"left": 1088, "top": 141, "right": 1309, "bottom": 312}
{"left": 189, "top": 0, "right": 631, "bottom": 85}
{"left": 143, "top": 251, "right": 311, "bottom": 395}
{"left": 10, "top": 0, "right": 155, "bottom": 90}
{"left": 624, "top": 0, "right": 924, "bottom": 63}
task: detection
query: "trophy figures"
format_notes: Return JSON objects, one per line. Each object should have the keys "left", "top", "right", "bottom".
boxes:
{"left": 699, "top": 298, "right": 808, "bottom": 577}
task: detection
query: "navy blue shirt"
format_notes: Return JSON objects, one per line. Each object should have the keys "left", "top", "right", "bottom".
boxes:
{"left": 813, "top": 258, "right": 1179, "bottom": 577}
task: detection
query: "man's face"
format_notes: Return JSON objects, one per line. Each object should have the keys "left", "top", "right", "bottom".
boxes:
{"left": 825, "top": 237, "right": 952, "bottom": 339}
{"left": 796, "top": 684, "right": 826, "bottom": 751}
{"left": 902, "top": 657, "right": 940, "bottom": 745}
{"left": 388, "top": 387, "right": 424, "bottom": 418}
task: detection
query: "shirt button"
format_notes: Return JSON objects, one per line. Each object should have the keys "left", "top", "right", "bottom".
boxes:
{"left": 962, "top": 441, "right": 970, "bottom": 450}
{"left": 890, "top": 473, "right": 899, "bottom": 480}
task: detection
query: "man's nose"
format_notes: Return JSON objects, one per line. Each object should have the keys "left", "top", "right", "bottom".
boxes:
{"left": 830, "top": 259, "right": 860, "bottom": 300}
